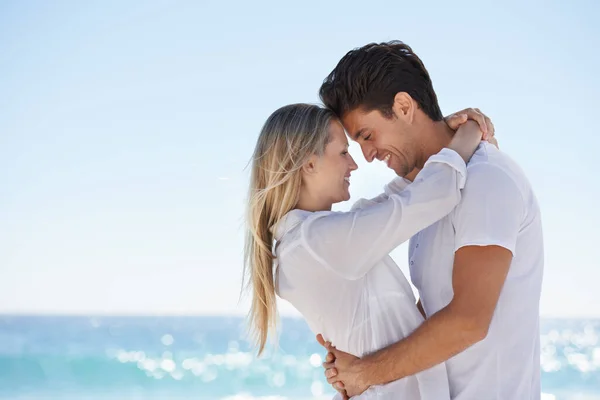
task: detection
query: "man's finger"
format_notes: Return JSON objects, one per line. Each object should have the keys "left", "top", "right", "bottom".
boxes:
{"left": 328, "top": 374, "right": 342, "bottom": 384}
{"left": 316, "top": 334, "right": 326, "bottom": 347}
{"left": 335, "top": 382, "right": 345, "bottom": 390}
{"left": 333, "top": 385, "right": 347, "bottom": 399}
{"left": 326, "top": 352, "right": 335, "bottom": 363}
{"left": 322, "top": 361, "right": 335, "bottom": 369}
{"left": 325, "top": 367, "right": 338, "bottom": 379}
{"left": 326, "top": 346, "right": 341, "bottom": 361}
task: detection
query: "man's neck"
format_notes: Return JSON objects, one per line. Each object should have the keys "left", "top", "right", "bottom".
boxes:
{"left": 404, "top": 118, "right": 454, "bottom": 181}
{"left": 418, "top": 118, "right": 455, "bottom": 165}
{"left": 406, "top": 118, "right": 454, "bottom": 181}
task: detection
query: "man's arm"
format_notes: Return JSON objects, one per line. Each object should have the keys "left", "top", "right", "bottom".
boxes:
{"left": 357, "top": 246, "right": 511, "bottom": 386}
{"left": 324, "top": 163, "right": 522, "bottom": 396}
{"left": 323, "top": 246, "right": 512, "bottom": 395}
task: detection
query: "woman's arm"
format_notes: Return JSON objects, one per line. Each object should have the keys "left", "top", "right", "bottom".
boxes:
{"left": 301, "top": 121, "right": 484, "bottom": 280}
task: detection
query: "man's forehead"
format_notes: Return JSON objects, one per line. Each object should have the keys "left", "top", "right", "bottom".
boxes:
{"left": 341, "top": 109, "right": 372, "bottom": 139}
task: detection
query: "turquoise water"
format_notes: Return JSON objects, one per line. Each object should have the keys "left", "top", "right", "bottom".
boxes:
{"left": 0, "top": 316, "right": 599, "bottom": 399}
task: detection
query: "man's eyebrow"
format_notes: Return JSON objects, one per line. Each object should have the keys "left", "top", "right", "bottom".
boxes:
{"left": 353, "top": 128, "right": 367, "bottom": 140}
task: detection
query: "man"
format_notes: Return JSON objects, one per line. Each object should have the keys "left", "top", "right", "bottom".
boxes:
{"left": 317, "top": 41, "right": 544, "bottom": 399}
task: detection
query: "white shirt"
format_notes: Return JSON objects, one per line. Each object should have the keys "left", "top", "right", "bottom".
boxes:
{"left": 274, "top": 148, "right": 467, "bottom": 400}
{"left": 409, "top": 142, "right": 544, "bottom": 400}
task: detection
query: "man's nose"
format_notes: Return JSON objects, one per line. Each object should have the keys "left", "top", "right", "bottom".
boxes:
{"left": 361, "top": 143, "right": 376, "bottom": 163}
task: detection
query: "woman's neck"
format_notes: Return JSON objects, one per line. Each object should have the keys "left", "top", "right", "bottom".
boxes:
{"left": 296, "top": 190, "right": 333, "bottom": 212}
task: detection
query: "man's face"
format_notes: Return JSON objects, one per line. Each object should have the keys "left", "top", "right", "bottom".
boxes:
{"left": 341, "top": 108, "right": 419, "bottom": 177}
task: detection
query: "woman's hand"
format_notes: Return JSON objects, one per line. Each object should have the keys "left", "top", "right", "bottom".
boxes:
{"left": 447, "top": 120, "right": 486, "bottom": 163}
{"left": 445, "top": 108, "right": 498, "bottom": 148}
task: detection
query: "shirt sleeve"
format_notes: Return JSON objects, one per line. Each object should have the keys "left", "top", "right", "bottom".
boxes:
{"left": 452, "top": 163, "right": 524, "bottom": 256}
{"left": 300, "top": 148, "right": 467, "bottom": 280}
{"left": 350, "top": 177, "right": 411, "bottom": 211}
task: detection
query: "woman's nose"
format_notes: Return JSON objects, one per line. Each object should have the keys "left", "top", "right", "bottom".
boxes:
{"left": 349, "top": 155, "right": 358, "bottom": 170}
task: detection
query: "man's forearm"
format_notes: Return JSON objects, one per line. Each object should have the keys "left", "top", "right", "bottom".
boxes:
{"left": 357, "top": 305, "right": 486, "bottom": 387}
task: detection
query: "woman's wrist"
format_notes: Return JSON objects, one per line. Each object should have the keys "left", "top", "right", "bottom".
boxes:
{"left": 447, "top": 121, "right": 482, "bottom": 163}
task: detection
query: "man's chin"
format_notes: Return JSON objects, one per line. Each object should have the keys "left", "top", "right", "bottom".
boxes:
{"left": 389, "top": 165, "right": 406, "bottom": 177}
{"left": 389, "top": 164, "right": 417, "bottom": 180}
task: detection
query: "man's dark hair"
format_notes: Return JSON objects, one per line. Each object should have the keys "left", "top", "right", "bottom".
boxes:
{"left": 319, "top": 41, "right": 443, "bottom": 121}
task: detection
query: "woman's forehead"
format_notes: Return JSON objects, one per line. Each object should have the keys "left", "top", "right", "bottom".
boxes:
{"left": 329, "top": 120, "right": 349, "bottom": 145}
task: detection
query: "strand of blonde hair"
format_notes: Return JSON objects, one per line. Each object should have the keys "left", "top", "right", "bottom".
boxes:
{"left": 243, "top": 104, "right": 333, "bottom": 355}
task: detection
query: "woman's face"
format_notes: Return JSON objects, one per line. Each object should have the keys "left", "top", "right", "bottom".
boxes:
{"left": 308, "top": 120, "right": 359, "bottom": 205}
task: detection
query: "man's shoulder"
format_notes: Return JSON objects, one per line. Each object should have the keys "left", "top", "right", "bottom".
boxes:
{"left": 467, "top": 143, "right": 513, "bottom": 170}
{"left": 450, "top": 144, "right": 540, "bottom": 227}
{"left": 466, "top": 143, "right": 531, "bottom": 193}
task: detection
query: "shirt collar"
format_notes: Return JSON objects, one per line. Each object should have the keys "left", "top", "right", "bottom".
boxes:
{"left": 272, "top": 209, "right": 314, "bottom": 241}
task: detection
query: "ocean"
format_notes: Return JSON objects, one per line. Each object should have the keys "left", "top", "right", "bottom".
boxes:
{"left": 0, "top": 316, "right": 598, "bottom": 400}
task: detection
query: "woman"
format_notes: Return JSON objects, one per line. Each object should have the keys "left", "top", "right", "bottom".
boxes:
{"left": 244, "top": 103, "right": 491, "bottom": 399}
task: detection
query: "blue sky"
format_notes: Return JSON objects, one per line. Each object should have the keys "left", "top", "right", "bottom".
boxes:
{"left": 1, "top": 0, "right": 599, "bottom": 317}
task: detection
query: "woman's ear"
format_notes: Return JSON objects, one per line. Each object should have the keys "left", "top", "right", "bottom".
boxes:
{"left": 302, "top": 154, "right": 319, "bottom": 175}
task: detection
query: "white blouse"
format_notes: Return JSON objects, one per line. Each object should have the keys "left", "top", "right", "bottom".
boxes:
{"left": 273, "top": 148, "right": 467, "bottom": 399}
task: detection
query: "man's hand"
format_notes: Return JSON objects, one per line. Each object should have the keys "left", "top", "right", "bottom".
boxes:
{"left": 316, "top": 334, "right": 368, "bottom": 398}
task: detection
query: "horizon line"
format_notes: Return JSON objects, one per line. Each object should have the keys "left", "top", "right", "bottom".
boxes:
{"left": 1, "top": 312, "right": 599, "bottom": 320}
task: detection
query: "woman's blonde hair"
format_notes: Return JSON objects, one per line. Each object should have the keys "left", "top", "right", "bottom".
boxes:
{"left": 244, "top": 103, "right": 335, "bottom": 355}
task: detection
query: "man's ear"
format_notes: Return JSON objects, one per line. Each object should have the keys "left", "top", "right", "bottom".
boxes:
{"left": 392, "top": 92, "right": 416, "bottom": 124}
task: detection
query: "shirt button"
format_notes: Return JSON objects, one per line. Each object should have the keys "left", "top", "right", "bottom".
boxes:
{"left": 410, "top": 261, "right": 414, "bottom": 266}
{"left": 416, "top": 244, "right": 419, "bottom": 248}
